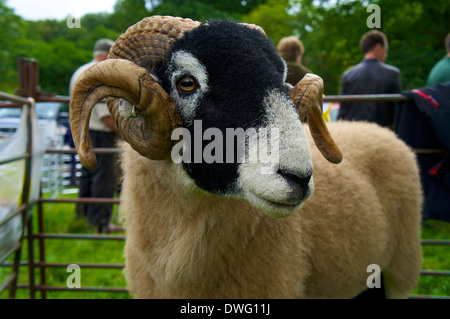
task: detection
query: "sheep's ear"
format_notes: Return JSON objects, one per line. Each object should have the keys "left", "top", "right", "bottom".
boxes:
{"left": 290, "top": 74, "right": 343, "bottom": 164}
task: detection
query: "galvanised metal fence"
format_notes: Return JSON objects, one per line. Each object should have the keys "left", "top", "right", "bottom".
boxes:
{"left": 0, "top": 92, "right": 34, "bottom": 299}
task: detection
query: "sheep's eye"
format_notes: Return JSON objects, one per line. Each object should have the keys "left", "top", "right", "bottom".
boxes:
{"left": 177, "top": 76, "right": 198, "bottom": 93}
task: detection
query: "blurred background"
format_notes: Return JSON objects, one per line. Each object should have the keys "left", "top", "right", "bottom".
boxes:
{"left": 1, "top": 0, "right": 449, "bottom": 97}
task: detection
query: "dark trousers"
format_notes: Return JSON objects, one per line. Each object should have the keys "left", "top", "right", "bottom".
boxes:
{"left": 77, "top": 130, "right": 117, "bottom": 232}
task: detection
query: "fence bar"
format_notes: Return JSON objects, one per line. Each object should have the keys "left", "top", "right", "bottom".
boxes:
{"left": 37, "top": 189, "right": 46, "bottom": 299}
{"left": 0, "top": 243, "right": 21, "bottom": 265}
{"left": 0, "top": 102, "right": 22, "bottom": 108}
{"left": 34, "top": 95, "right": 70, "bottom": 103}
{"left": 421, "top": 240, "right": 450, "bottom": 246}
{"left": 0, "top": 271, "right": 17, "bottom": 296}
{"left": 420, "top": 270, "right": 450, "bottom": 276}
{"left": 45, "top": 147, "right": 122, "bottom": 155}
{"left": 31, "top": 285, "right": 128, "bottom": 293}
{"left": 323, "top": 93, "right": 410, "bottom": 103}
{"left": 414, "top": 149, "right": 447, "bottom": 155}
{"left": 34, "top": 262, "right": 124, "bottom": 269}
{"left": 1, "top": 261, "right": 124, "bottom": 269}
{"left": 39, "top": 197, "right": 120, "bottom": 204}
{"left": 0, "top": 154, "right": 29, "bottom": 166}
{"left": 409, "top": 295, "right": 450, "bottom": 300}
{"left": 0, "top": 204, "right": 27, "bottom": 228}
{"left": 0, "top": 91, "right": 33, "bottom": 105}
{"left": 15, "top": 284, "right": 128, "bottom": 293}
{"left": 32, "top": 233, "right": 125, "bottom": 241}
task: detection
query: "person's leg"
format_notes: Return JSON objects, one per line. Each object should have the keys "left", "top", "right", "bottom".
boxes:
{"left": 76, "top": 164, "right": 92, "bottom": 219}
{"left": 85, "top": 132, "right": 117, "bottom": 232}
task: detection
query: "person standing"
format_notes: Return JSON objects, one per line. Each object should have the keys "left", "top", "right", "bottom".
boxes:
{"left": 277, "top": 36, "right": 312, "bottom": 86}
{"left": 337, "top": 30, "right": 402, "bottom": 128}
{"left": 69, "top": 38, "right": 122, "bottom": 233}
{"left": 427, "top": 32, "right": 450, "bottom": 85}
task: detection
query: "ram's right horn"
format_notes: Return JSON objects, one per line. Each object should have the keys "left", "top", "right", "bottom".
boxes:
{"left": 70, "top": 16, "right": 201, "bottom": 170}
{"left": 290, "top": 74, "right": 343, "bottom": 164}
{"left": 69, "top": 59, "right": 182, "bottom": 169}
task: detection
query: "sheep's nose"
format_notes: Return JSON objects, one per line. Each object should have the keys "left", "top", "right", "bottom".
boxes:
{"left": 278, "top": 170, "right": 312, "bottom": 203}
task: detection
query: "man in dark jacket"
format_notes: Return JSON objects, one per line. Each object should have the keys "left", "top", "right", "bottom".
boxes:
{"left": 337, "top": 30, "right": 402, "bottom": 128}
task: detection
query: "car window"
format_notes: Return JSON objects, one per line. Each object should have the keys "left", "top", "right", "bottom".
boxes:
{"left": 0, "top": 102, "right": 61, "bottom": 120}
{"left": 36, "top": 103, "right": 60, "bottom": 120}
{"left": 0, "top": 108, "right": 21, "bottom": 118}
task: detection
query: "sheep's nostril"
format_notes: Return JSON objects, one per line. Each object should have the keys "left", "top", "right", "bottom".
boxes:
{"left": 285, "top": 172, "right": 312, "bottom": 190}
{"left": 278, "top": 170, "right": 312, "bottom": 203}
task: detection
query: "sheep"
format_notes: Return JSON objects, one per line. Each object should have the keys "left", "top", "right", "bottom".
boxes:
{"left": 69, "top": 16, "right": 423, "bottom": 299}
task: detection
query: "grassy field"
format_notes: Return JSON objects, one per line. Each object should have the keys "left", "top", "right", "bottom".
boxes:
{"left": 0, "top": 191, "right": 130, "bottom": 299}
{"left": 1, "top": 191, "right": 449, "bottom": 299}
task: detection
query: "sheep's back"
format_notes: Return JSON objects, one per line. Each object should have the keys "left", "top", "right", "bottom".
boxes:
{"left": 300, "top": 121, "right": 422, "bottom": 298}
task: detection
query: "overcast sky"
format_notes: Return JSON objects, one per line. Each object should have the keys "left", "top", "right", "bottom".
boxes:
{"left": 7, "top": 0, "right": 117, "bottom": 20}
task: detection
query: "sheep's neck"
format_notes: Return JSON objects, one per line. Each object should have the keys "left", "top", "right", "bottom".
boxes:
{"left": 133, "top": 161, "right": 265, "bottom": 285}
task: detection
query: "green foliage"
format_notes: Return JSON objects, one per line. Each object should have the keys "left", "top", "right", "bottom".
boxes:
{"left": 0, "top": 0, "right": 26, "bottom": 93}
{"left": 153, "top": 0, "right": 267, "bottom": 21}
{"left": 0, "top": 1, "right": 121, "bottom": 95}
{"left": 0, "top": 0, "right": 449, "bottom": 96}
{"left": 152, "top": 0, "right": 237, "bottom": 22}
{"left": 108, "top": 0, "right": 151, "bottom": 32}
{"left": 242, "top": 0, "right": 293, "bottom": 45}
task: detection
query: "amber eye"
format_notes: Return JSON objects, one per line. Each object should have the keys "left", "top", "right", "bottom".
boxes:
{"left": 177, "top": 76, "right": 198, "bottom": 93}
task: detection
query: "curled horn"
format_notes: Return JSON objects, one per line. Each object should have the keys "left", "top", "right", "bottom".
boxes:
{"left": 290, "top": 74, "right": 343, "bottom": 164}
{"left": 239, "top": 23, "right": 266, "bottom": 36}
{"left": 69, "top": 16, "right": 200, "bottom": 169}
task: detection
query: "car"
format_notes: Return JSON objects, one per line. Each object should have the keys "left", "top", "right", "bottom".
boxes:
{"left": 0, "top": 101, "right": 77, "bottom": 194}
{"left": 0, "top": 102, "right": 70, "bottom": 147}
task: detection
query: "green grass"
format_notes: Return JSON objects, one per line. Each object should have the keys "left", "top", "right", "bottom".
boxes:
{"left": 411, "top": 219, "right": 450, "bottom": 297}
{"left": 1, "top": 191, "right": 449, "bottom": 299}
{"left": 0, "top": 190, "right": 131, "bottom": 299}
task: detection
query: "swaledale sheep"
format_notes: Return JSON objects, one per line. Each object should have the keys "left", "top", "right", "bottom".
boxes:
{"left": 69, "top": 16, "right": 422, "bottom": 299}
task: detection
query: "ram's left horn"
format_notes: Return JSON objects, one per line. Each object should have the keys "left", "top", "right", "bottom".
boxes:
{"left": 290, "top": 74, "right": 343, "bottom": 164}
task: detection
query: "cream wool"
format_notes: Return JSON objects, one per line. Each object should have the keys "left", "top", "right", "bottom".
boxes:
{"left": 120, "top": 121, "right": 422, "bottom": 299}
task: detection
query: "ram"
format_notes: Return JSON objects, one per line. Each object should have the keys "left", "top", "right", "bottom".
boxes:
{"left": 69, "top": 16, "right": 422, "bottom": 298}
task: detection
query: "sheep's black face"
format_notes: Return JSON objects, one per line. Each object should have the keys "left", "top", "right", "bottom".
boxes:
{"left": 157, "top": 20, "right": 314, "bottom": 217}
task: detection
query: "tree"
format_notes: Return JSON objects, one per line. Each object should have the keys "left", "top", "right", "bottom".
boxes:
{"left": 241, "top": 0, "right": 293, "bottom": 45}
{"left": 150, "top": 0, "right": 270, "bottom": 22}
{"left": 108, "top": 0, "right": 151, "bottom": 32}
{"left": 0, "top": 0, "right": 26, "bottom": 93}
{"left": 151, "top": 0, "right": 238, "bottom": 21}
